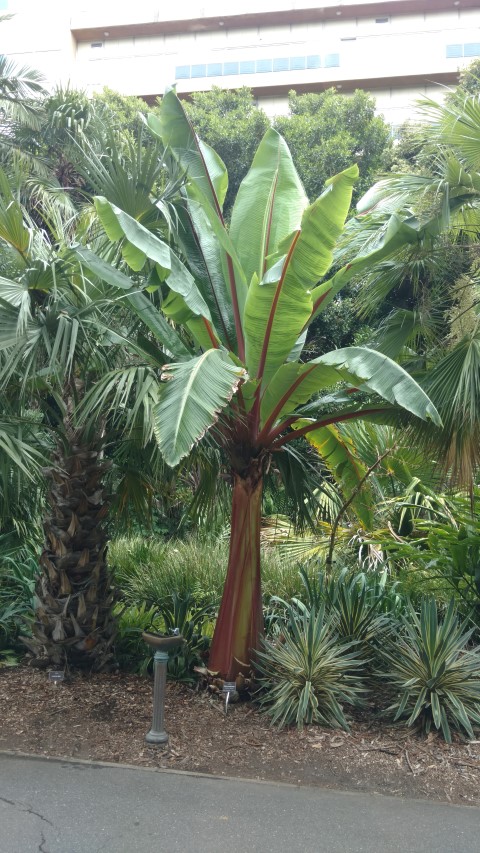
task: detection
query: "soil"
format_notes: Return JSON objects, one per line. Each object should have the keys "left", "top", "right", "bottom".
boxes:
{"left": 1, "top": 665, "right": 479, "bottom": 806}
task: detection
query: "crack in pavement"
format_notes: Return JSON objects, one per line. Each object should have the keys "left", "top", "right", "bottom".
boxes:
{"left": 39, "top": 830, "right": 50, "bottom": 853}
{"left": 0, "top": 794, "right": 54, "bottom": 827}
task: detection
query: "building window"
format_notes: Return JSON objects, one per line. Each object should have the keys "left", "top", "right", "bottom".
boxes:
{"left": 191, "top": 64, "right": 207, "bottom": 78}
{"left": 273, "top": 57, "right": 290, "bottom": 72}
{"left": 223, "top": 61, "right": 239, "bottom": 75}
{"left": 464, "top": 43, "right": 480, "bottom": 58}
{"left": 256, "top": 58, "right": 273, "bottom": 73}
{"left": 325, "top": 53, "right": 340, "bottom": 68}
{"left": 446, "top": 44, "right": 463, "bottom": 58}
{"left": 175, "top": 53, "right": 339, "bottom": 81}
{"left": 446, "top": 43, "right": 480, "bottom": 59}
{"left": 375, "top": 16, "right": 390, "bottom": 24}
{"left": 239, "top": 60, "right": 255, "bottom": 74}
{"left": 91, "top": 42, "right": 103, "bottom": 49}
{"left": 290, "top": 56, "right": 306, "bottom": 70}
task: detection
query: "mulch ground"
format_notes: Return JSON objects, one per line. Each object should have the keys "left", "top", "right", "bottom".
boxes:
{"left": 0, "top": 665, "right": 479, "bottom": 806}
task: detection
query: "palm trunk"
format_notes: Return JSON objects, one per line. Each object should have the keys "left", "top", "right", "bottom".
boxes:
{"left": 25, "top": 419, "right": 116, "bottom": 670}
{"left": 208, "top": 464, "right": 264, "bottom": 679}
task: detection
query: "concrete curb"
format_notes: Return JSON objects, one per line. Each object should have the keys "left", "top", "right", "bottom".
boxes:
{"left": 1, "top": 748, "right": 478, "bottom": 810}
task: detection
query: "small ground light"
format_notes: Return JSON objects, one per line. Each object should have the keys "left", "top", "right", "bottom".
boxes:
{"left": 48, "top": 670, "right": 65, "bottom": 686}
{"left": 222, "top": 681, "right": 237, "bottom": 714}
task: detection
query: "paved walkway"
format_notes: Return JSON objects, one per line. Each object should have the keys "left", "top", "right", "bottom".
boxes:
{"left": 0, "top": 753, "right": 479, "bottom": 852}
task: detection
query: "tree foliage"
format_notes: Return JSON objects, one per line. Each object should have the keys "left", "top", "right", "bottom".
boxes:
{"left": 274, "top": 89, "right": 392, "bottom": 204}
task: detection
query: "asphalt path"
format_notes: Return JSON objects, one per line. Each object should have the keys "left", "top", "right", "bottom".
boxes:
{"left": 0, "top": 753, "right": 479, "bottom": 852}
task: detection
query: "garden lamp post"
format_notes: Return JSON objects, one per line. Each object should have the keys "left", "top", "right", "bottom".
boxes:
{"left": 142, "top": 632, "right": 184, "bottom": 745}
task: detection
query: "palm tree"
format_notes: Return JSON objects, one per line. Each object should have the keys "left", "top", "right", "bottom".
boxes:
{"left": 0, "top": 52, "right": 45, "bottom": 134}
{"left": 0, "top": 92, "right": 191, "bottom": 666}
{"left": 347, "top": 91, "right": 480, "bottom": 486}
{"left": 77, "top": 91, "right": 440, "bottom": 679}
{"left": 0, "top": 164, "right": 132, "bottom": 669}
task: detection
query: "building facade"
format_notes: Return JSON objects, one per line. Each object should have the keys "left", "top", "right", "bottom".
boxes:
{"left": 2, "top": 1, "right": 480, "bottom": 123}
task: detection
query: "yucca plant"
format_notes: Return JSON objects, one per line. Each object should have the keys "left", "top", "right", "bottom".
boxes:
{"left": 381, "top": 598, "right": 480, "bottom": 742}
{"left": 274, "top": 566, "right": 401, "bottom": 649}
{"left": 255, "top": 603, "right": 365, "bottom": 730}
{"left": 320, "top": 568, "right": 400, "bottom": 647}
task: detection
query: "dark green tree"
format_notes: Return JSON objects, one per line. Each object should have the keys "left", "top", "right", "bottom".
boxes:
{"left": 274, "top": 88, "right": 392, "bottom": 204}
{"left": 453, "top": 58, "right": 480, "bottom": 97}
{"left": 91, "top": 87, "right": 150, "bottom": 144}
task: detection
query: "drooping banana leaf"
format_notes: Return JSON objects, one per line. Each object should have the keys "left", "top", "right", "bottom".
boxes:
{"left": 73, "top": 244, "right": 191, "bottom": 360}
{"left": 153, "top": 349, "right": 246, "bottom": 466}
{"left": 93, "top": 198, "right": 212, "bottom": 322}
{"left": 261, "top": 346, "right": 442, "bottom": 432}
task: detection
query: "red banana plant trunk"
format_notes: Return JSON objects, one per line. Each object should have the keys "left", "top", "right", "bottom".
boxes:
{"left": 208, "top": 461, "right": 264, "bottom": 679}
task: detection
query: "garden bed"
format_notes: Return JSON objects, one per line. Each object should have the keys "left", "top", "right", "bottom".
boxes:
{"left": 0, "top": 665, "right": 479, "bottom": 806}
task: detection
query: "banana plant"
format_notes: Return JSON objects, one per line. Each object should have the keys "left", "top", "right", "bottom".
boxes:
{"left": 77, "top": 90, "right": 441, "bottom": 678}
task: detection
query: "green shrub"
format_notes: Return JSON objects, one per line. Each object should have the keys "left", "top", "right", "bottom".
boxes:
{"left": 380, "top": 598, "right": 480, "bottom": 742}
{"left": 110, "top": 535, "right": 307, "bottom": 608}
{"left": 114, "top": 603, "right": 162, "bottom": 674}
{"left": 0, "top": 555, "right": 38, "bottom": 652}
{"left": 114, "top": 594, "right": 214, "bottom": 682}
{"left": 255, "top": 603, "right": 365, "bottom": 730}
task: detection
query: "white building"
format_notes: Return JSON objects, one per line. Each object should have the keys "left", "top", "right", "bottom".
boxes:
{"left": 2, "top": 1, "right": 480, "bottom": 123}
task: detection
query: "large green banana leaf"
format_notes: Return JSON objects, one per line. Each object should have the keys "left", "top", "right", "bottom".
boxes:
{"left": 93, "top": 198, "right": 212, "bottom": 322}
{"left": 74, "top": 244, "right": 191, "bottom": 360}
{"left": 94, "top": 197, "right": 171, "bottom": 273}
{"left": 229, "top": 128, "right": 308, "bottom": 289}
{"left": 148, "top": 91, "right": 246, "bottom": 354}
{"left": 174, "top": 204, "right": 237, "bottom": 350}
{"left": 260, "top": 346, "right": 441, "bottom": 431}
{"left": 147, "top": 89, "right": 227, "bottom": 214}
{"left": 243, "top": 166, "right": 358, "bottom": 385}
{"left": 319, "top": 348, "right": 441, "bottom": 425}
{"left": 153, "top": 349, "right": 245, "bottom": 467}
{"left": 185, "top": 190, "right": 247, "bottom": 320}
